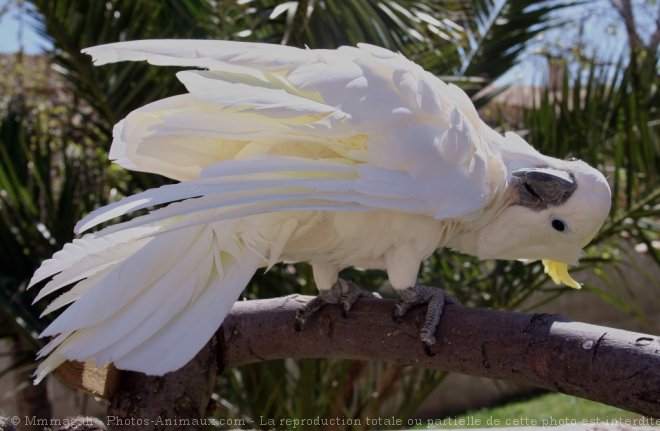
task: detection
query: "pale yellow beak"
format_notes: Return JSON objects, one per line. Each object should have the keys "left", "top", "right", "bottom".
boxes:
{"left": 542, "top": 260, "right": 581, "bottom": 289}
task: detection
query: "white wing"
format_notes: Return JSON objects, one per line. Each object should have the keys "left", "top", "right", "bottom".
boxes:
{"left": 83, "top": 40, "right": 507, "bottom": 222}
{"left": 31, "top": 41, "right": 510, "bottom": 380}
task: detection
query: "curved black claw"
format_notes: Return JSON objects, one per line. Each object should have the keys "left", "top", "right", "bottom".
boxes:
{"left": 293, "top": 314, "right": 307, "bottom": 332}
{"left": 338, "top": 279, "right": 371, "bottom": 318}
{"left": 423, "top": 342, "right": 436, "bottom": 357}
{"left": 295, "top": 279, "right": 373, "bottom": 331}
{"left": 294, "top": 294, "right": 333, "bottom": 331}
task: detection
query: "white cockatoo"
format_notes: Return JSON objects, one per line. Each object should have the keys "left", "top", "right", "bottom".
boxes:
{"left": 29, "top": 40, "right": 611, "bottom": 383}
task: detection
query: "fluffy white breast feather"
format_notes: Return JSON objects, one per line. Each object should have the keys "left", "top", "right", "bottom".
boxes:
{"left": 29, "top": 40, "right": 611, "bottom": 382}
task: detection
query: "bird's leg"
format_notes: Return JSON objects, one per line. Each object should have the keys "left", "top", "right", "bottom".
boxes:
{"left": 393, "top": 283, "right": 460, "bottom": 356}
{"left": 294, "top": 279, "right": 372, "bottom": 331}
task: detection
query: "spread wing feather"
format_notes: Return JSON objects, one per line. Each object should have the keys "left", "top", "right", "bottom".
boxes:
{"left": 74, "top": 157, "right": 429, "bottom": 234}
{"left": 84, "top": 39, "right": 506, "bottom": 218}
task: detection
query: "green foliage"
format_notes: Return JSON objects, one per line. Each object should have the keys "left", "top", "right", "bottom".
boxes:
{"left": 446, "top": 391, "right": 640, "bottom": 427}
{"left": 30, "top": 0, "right": 217, "bottom": 130}
{"left": 217, "top": 360, "right": 447, "bottom": 426}
{"left": 524, "top": 55, "right": 659, "bottom": 209}
{"left": 230, "top": 0, "right": 577, "bottom": 92}
{"left": 0, "top": 94, "right": 109, "bottom": 368}
{"left": 461, "top": 1, "right": 576, "bottom": 78}
{"left": 27, "top": 0, "right": 228, "bottom": 198}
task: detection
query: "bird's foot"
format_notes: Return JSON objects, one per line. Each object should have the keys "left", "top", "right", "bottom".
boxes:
{"left": 392, "top": 283, "right": 460, "bottom": 356}
{"left": 294, "top": 279, "right": 374, "bottom": 331}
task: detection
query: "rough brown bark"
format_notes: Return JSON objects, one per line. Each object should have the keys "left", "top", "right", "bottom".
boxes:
{"left": 219, "top": 295, "right": 660, "bottom": 418}
{"left": 105, "top": 336, "right": 218, "bottom": 431}
{"left": 52, "top": 295, "right": 659, "bottom": 424}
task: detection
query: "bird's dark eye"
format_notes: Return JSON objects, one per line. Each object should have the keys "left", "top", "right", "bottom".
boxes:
{"left": 551, "top": 218, "right": 567, "bottom": 232}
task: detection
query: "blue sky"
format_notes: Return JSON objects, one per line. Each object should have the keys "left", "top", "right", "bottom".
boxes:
{"left": 0, "top": 0, "right": 51, "bottom": 54}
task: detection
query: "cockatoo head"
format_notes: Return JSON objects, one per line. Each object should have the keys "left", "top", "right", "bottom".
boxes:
{"left": 455, "top": 133, "right": 611, "bottom": 288}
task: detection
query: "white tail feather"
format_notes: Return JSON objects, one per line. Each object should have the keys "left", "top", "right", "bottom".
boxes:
{"left": 43, "top": 227, "right": 215, "bottom": 361}
{"left": 40, "top": 267, "right": 114, "bottom": 317}
{"left": 112, "top": 250, "right": 262, "bottom": 373}
{"left": 34, "top": 239, "right": 148, "bottom": 304}
{"left": 34, "top": 213, "right": 301, "bottom": 381}
{"left": 28, "top": 225, "right": 161, "bottom": 289}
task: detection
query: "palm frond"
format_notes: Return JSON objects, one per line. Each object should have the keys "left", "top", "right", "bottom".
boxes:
{"left": 29, "top": 0, "right": 218, "bottom": 135}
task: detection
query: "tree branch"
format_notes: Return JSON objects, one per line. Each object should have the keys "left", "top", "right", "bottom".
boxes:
{"left": 219, "top": 296, "right": 660, "bottom": 417}
{"left": 56, "top": 295, "right": 660, "bottom": 422}
{"left": 610, "top": 0, "right": 644, "bottom": 50}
